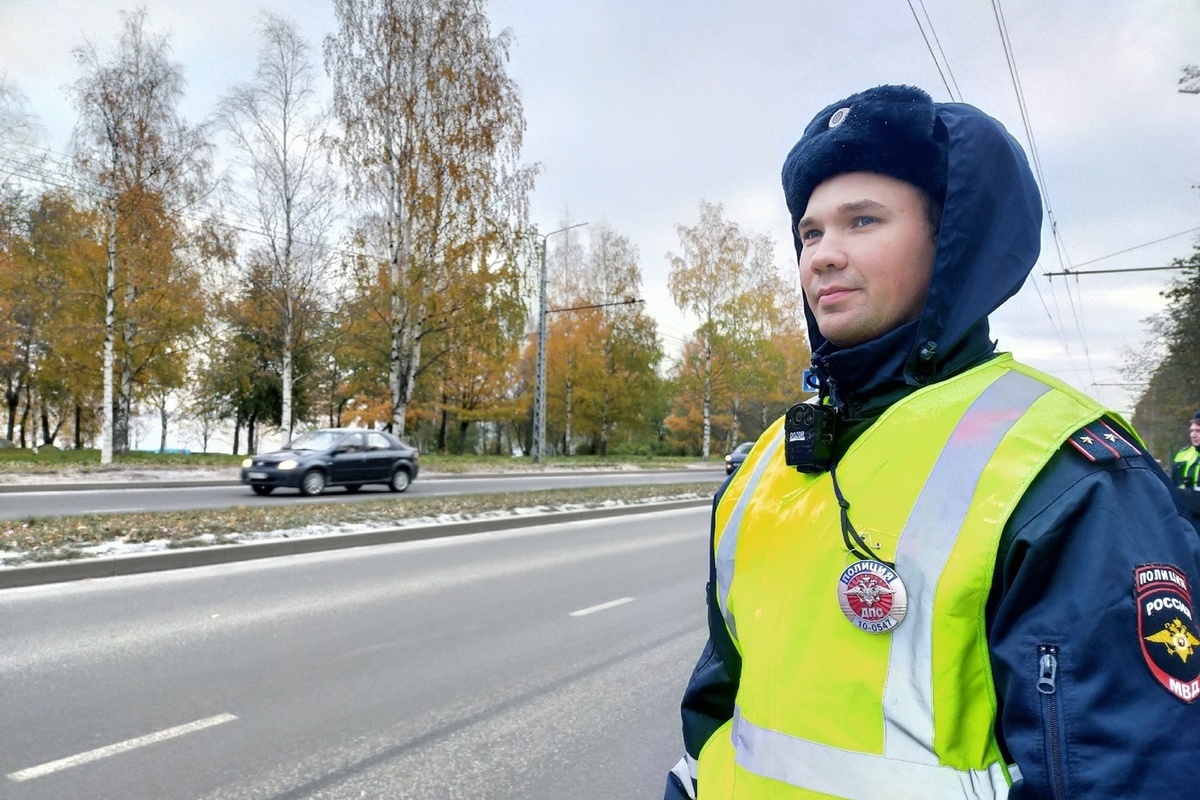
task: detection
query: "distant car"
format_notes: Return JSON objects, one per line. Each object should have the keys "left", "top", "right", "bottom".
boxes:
{"left": 240, "top": 428, "right": 419, "bottom": 496}
{"left": 724, "top": 441, "right": 755, "bottom": 475}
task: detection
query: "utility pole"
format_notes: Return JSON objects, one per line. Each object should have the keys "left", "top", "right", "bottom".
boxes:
{"left": 530, "top": 222, "right": 587, "bottom": 463}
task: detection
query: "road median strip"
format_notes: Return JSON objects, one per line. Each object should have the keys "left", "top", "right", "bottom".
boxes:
{"left": 1, "top": 484, "right": 716, "bottom": 588}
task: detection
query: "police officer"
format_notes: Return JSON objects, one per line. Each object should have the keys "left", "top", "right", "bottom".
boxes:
{"left": 665, "top": 86, "right": 1200, "bottom": 800}
{"left": 1172, "top": 411, "right": 1200, "bottom": 520}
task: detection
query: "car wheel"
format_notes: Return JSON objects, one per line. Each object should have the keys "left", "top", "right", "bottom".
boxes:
{"left": 300, "top": 469, "right": 326, "bottom": 496}
{"left": 389, "top": 468, "right": 411, "bottom": 493}
{"left": 344, "top": 484, "right": 361, "bottom": 494}
{"left": 251, "top": 485, "right": 274, "bottom": 496}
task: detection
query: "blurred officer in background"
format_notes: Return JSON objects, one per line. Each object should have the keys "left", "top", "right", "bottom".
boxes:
{"left": 1172, "top": 410, "right": 1200, "bottom": 521}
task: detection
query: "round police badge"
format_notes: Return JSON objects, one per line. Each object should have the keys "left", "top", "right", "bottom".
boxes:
{"left": 837, "top": 560, "right": 908, "bottom": 633}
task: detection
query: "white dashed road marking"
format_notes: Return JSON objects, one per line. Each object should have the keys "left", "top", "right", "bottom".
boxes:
{"left": 569, "top": 597, "right": 635, "bottom": 617}
{"left": 6, "top": 713, "right": 238, "bottom": 782}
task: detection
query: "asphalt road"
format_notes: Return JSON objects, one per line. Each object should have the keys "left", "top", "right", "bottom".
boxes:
{"left": 0, "top": 470, "right": 724, "bottom": 520}
{"left": 0, "top": 506, "right": 710, "bottom": 800}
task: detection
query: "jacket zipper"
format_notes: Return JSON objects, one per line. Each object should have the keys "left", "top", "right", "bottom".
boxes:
{"left": 1037, "top": 644, "right": 1067, "bottom": 800}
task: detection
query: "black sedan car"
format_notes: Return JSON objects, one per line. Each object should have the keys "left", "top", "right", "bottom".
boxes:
{"left": 724, "top": 441, "right": 755, "bottom": 475}
{"left": 241, "top": 428, "right": 419, "bottom": 496}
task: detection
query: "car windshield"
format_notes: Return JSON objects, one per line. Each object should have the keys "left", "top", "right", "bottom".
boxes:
{"left": 286, "top": 430, "right": 341, "bottom": 451}
{"left": 734, "top": 442, "right": 754, "bottom": 455}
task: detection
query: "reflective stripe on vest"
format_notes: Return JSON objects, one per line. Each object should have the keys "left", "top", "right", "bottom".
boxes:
{"left": 883, "top": 369, "right": 1049, "bottom": 761}
{"left": 732, "top": 706, "right": 1010, "bottom": 800}
{"left": 714, "top": 366, "right": 1059, "bottom": 797}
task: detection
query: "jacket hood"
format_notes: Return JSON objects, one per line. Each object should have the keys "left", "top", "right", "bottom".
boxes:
{"left": 788, "top": 97, "right": 1042, "bottom": 408}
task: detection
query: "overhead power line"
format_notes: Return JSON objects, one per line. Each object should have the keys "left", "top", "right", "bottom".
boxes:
{"left": 990, "top": 0, "right": 1097, "bottom": 390}
{"left": 1070, "top": 226, "right": 1200, "bottom": 269}
{"left": 906, "top": 0, "right": 961, "bottom": 101}
{"left": 1044, "top": 264, "right": 1195, "bottom": 277}
{"left": 903, "top": 1, "right": 1088, "bottom": 384}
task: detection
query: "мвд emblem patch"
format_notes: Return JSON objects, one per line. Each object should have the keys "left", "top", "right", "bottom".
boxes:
{"left": 1135, "top": 563, "right": 1200, "bottom": 703}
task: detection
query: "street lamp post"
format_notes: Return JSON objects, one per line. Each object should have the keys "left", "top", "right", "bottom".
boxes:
{"left": 530, "top": 222, "right": 587, "bottom": 463}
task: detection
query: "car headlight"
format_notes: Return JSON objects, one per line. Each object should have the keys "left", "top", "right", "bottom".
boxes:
{"left": 725, "top": 455, "right": 732, "bottom": 463}
{"left": 278, "top": 459, "right": 298, "bottom": 470}
{"left": 242, "top": 458, "right": 252, "bottom": 468}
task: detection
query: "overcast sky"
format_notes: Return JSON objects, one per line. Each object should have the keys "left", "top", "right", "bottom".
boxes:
{"left": 3, "top": 0, "right": 1198, "bottom": 420}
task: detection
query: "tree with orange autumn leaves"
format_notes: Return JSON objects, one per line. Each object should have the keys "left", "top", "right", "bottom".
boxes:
{"left": 0, "top": 4, "right": 820, "bottom": 457}
{"left": 540, "top": 223, "right": 663, "bottom": 455}
{"left": 0, "top": 189, "right": 107, "bottom": 447}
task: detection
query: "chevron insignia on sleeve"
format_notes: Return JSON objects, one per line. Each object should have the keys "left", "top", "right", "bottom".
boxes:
{"left": 1067, "top": 420, "right": 1141, "bottom": 462}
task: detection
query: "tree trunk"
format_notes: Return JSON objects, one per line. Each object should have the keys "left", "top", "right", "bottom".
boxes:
{"left": 116, "top": 253, "right": 136, "bottom": 455}
{"left": 437, "top": 392, "right": 448, "bottom": 453}
{"left": 159, "top": 399, "right": 168, "bottom": 453}
{"left": 281, "top": 304, "right": 294, "bottom": 440}
{"left": 457, "top": 419, "right": 470, "bottom": 455}
{"left": 18, "top": 383, "right": 31, "bottom": 448}
{"left": 702, "top": 334, "right": 712, "bottom": 460}
{"left": 731, "top": 392, "right": 741, "bottom": 448}
{"left": 387, "top": 156, "right": 410, "bottom": 436}
{"left": 41, "top": 408, "right": 57, "bottom": 447}
{"left": 101, "top": 197, "right": 117, "bottom": 464}
{"left": 564, "top": 378, "right": 573, "bottom": 456}
{"left": 232, "top": 415, "right": 242, "bottom": 456}
{"left": 116, "top": 351, "right": 133, "bottom": 454}
{"left": 75, "top": 404, "right": 83, "bottom": 450}
{"left": 599, "top": 386, "right": 610, "bottom": 457}
{"left": 4, "top": 379, "right": 19, "bottom": 443}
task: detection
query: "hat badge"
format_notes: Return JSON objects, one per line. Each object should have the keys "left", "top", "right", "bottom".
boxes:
{"left": 828, "top": 107, "right": 851, "bottom": 129}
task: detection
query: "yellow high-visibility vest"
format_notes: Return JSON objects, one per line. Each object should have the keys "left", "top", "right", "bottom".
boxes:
{"left": 1173, "top": 446, "right": 1200, "bottom": 489}
{"left": 698, "top": 355, "right": 1113, "bottom": 799}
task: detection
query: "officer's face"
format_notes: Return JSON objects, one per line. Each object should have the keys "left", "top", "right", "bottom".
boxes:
{"left": 1190, "top": 422, "right": 1200, "bottom": 447}
{"left": 797, "top": 172, "right": 937, "bottom": 348}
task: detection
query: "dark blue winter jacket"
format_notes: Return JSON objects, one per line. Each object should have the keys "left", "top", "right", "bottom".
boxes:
{"left": 666, "top": 99, "right": 1200, "bottom": 799}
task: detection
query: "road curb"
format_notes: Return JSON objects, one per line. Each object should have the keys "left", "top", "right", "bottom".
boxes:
{"left": 0, "top": 497, "right": 713, "bottom": 589}
{"left": 0, "top": 480, "right": 242, "bottom": 493}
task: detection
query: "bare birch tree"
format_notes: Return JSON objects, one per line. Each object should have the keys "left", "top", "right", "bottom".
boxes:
{"left": 668, "top": 201, "right": 748, "bottom": 460}
{"left": 218, "top": 14, "right": 337, "bottom": 442}
{"left": 325, "top": 0, "right": 534, "bottom": 436}
{"left": 0, "top": 76, "right": 41, "bottom": 198}
{"left": 70, "top": 9, "right": 210, "bottom": 462}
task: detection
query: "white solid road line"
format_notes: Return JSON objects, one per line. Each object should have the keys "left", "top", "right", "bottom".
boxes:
{"left": 6, "top": 713, "right": 238, "bottom": 782}
{"left": 569, "top": 596, "right": 635, "bottom": 617}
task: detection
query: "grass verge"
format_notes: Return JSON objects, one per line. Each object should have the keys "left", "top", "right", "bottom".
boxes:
{"left": 1, "top": 482, "right": 715, "bottom": 566}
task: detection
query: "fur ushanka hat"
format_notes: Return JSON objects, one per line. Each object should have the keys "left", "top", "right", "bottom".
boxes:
{"left": 781, "top": 85, "right": 948, "bottom": 237}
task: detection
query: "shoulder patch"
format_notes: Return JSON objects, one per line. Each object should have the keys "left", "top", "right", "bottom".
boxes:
{"left": 1135, "top": 563, "right": 1200, "bottom": 703}
{"left": 1066, "top": 420, "right": 1141, "bottom": 463}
